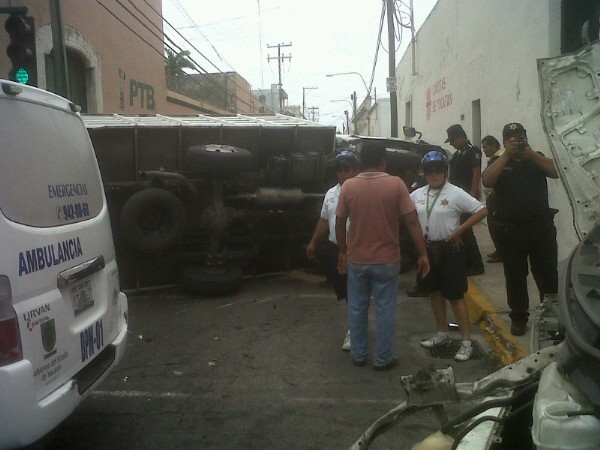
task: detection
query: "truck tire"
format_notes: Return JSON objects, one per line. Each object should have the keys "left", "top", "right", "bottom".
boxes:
{"left": 186, "top": 144, "right": 253, "bottom": 172}
{"left": 181, "top": 265, "right": 244, "bottom": 295}
{"left": 119, "top": 188, "right": 186, "bottom": 253}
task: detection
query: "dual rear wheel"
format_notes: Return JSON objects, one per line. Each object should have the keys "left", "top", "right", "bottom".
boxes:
{"left": 119, "top": 187, "right": 243, "bottom": 295}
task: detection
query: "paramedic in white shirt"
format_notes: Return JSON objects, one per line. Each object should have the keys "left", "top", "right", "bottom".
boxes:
{"left": 410, "top": 151, "right": 487, "bottom": 361}
{"left": 306, "top": 151, "right": 359, "bottom": 352}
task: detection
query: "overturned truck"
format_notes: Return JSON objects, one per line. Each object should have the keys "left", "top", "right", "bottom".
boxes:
{"left": 83, "top": 114, "right": 337, "bottom": 294}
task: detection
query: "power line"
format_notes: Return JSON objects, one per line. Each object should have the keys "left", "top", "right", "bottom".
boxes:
{"left": 319, "top": 105, "right": 350, "bottom": 116}
{"left": 158, "top": 1, "right": 297, "bottom": 114}
{"left": 170, "top": 0, "right": 233, "bottom": 69}
{"left": 108, "top": 0, "right": 272, "bottom": 113}
{"left": 122, "top": 0, "right": 230, "bottom": 86}
{"left": 95, "top": 1, "right": 163, "bottom": 58}
{"left": 178, "top": 6, "right": 278, "bottom": 28}
{"left": 144, "top": 1, "right": 240, "bottom": 80}
{"left": 107, "top": 0, "right": 245, "bottom": 110}
{"left": 257, "top": 0, "right": 264, "bottom": 86}
{"left": 159, "top": 1, "right": 283, "bottom": 107}
{"left": 155, "top": 0, "right": 280, "bottom": 113}
{"left": 367, "top": 2, "right": 386, "bottom": 94}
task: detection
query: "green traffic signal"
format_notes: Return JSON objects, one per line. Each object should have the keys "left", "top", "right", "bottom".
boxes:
{"left": 5, "top": 14, "right": 37, "bottom": 86}
{"left": 14, "top": 67, "right": 29, "bottom": 84}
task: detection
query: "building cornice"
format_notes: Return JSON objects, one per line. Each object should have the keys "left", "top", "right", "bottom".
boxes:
{"left": 166, "top": 90, "right": 231, "bottom": 114}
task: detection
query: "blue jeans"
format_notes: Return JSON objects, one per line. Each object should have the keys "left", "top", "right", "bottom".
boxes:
{"left": 347, "top": 260, "right": 401, "bottom": 366}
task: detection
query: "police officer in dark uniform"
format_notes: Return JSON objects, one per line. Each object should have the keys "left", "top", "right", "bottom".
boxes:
{"left": 445, "top": 124, "right": 485, "bottom": 276}
{"left": 481, "top": 123, "right": 559, "bottom": 336}
{"left": 481, "top": 135, "right": 505, "bottom": 263}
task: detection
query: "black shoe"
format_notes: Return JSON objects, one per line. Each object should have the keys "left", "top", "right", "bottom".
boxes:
{"left": 352, "top": 358, "right": 367, "bottom": 367}
{"left": 466, "top": 267, "right": 485, "bottom": 276}
{"left": 511, "top": 321, "right": 527, "bottom": 336}
{"left": 373, "top": 357, "right": 399, "bottom": 371}
{"left": 406, "top": 287, "right": 430, "bottom": 297}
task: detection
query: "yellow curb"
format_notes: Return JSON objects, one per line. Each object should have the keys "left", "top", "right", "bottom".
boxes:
{"left": 465, "top": 279, "right": 530, "bottom": 365}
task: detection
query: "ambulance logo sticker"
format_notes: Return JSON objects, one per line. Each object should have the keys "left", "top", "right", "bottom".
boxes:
{"left": 41, "top": 319, "right": 57, "bottom": 355}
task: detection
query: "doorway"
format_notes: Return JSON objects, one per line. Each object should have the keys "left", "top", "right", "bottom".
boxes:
{"left": 45, "top": 48, "right": 88, "bottom": 112}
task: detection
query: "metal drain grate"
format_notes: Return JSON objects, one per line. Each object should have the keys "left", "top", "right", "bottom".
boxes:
{"left": 428, "top": 339, "right": 484, "bottom": 360}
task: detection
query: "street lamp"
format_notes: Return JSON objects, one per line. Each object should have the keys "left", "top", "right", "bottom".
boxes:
{"left": 330, "top": 114, "right": 348, "bottom": 134}
{"left": 330, "top": 99, "right": 353, "bottom": 106}
{"left": 327, "top": 73, "right": 373, "bottom": 134}
{"left": 326, "top": 72, "right": 370, "bottom": 96}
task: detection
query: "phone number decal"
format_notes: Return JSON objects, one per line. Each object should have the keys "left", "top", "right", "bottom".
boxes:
{"left": 57, "top": 202, "right": 90, "bottom": 222}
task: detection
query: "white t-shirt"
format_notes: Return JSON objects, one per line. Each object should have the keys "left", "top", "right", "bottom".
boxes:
{"left": 410, "top": 182, "right": 484, "bottom": 241}
{"left": 320, "top": 183, "right": 349, "bottom": 244}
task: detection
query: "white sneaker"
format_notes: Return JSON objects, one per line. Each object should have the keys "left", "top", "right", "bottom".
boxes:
{"left": 342, "top": 330, "right": 351, "bottom": 352}
{"left": 420, "top": 335, "right": 450, "bottom": 348}
{"left": 454, "top": 343, "right": 473, "bottom": 362}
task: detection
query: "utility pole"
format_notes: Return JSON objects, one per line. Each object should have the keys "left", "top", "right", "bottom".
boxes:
{"left": 344, "top": 110, "right": 350, "bottom": 135}
{"left": 386, "top": 0, "right": 398, "bottom": 137}
{"left": 267, "top": 42, "right": 292, "bottom": 112}
{"left": 396, "top": 1, "right": 417, "bottom": 76}
{"left": 49, "top": 0, "right": 69, "bottom": 98}
{"left": 410, "top": 0, "right": 416, "bottom": 76}
{"left": 307, "top": 106, "right": 319, "bottom": 122}
{"left": 351, "top": 91, "right": 357, "bottom": 134}
{"left": 302, "top": 86, "right": 317, "bottom": 119}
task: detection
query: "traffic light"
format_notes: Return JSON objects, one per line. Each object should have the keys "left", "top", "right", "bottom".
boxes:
{"left": 5, "top": 14, "right": 37, "bottom": 86}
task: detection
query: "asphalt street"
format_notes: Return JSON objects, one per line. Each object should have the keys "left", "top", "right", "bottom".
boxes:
{"left": 32, "top": 268, "right": 499, "bottom": 450}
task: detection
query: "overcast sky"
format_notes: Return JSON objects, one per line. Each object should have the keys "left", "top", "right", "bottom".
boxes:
{"left": 162, "top": 0, "right": 438, "bottom": 131}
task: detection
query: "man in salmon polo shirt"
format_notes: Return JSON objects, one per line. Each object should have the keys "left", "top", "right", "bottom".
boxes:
{"left": 335, "top": 142, "right": 430, "bottom": 371}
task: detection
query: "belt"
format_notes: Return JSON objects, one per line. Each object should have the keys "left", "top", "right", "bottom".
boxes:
{"left": 495, "top": 208, "right": 558, "bottom": 227}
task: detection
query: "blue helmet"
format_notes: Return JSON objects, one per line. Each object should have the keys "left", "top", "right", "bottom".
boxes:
{"left": 335, "top": 150, "right": 359, "bottom": 169}
{"left": 421, "top": 150, "right": 448, "bottom": 169}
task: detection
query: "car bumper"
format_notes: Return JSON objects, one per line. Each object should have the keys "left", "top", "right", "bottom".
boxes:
{"left": 0, "top": 302, "right": 127, "bottom": 449}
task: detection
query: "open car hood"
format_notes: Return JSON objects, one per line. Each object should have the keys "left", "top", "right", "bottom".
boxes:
{"left": 538, "top": 40, "right": 600, "bottom": 239}
{"left": 539, "top": 39, "right": 600, "bottom": 411}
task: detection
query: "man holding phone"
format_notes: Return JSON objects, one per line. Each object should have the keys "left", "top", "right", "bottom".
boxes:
{"left": 481, "top": 123, "right": 559, "bottom": 336}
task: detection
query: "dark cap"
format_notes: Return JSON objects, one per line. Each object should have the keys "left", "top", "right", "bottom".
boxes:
{"left": 502, "top": 122, "right": 527, "bottom": 139}
{"left": 445, "top": 124, "right": 466, "bottom": 143}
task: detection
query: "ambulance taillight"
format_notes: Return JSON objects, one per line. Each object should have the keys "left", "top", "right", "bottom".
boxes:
{"left": 0, "top": 276, "right": 22, "bottom": 366}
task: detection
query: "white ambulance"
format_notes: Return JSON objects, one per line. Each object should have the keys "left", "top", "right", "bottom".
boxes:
{"left": 0, "top": 80, "right": 128, "bottom": 448}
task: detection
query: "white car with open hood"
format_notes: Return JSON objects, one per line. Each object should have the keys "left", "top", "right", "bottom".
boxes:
{"left": 347, "top": 37, "right": 600, "bottom": 450}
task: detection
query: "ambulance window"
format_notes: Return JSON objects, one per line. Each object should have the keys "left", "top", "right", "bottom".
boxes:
{"left": 0, "top": 98, "right": 104, "bottom": 227}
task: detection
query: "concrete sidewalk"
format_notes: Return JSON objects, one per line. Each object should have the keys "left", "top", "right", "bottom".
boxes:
{"left": 464, "top": 221, "right": 540, "bottom": 365}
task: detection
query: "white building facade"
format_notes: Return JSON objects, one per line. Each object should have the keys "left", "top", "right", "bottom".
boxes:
{"left": 252, "top": 84, "right": 288, "bottom": 114}
{"left": 370, "top": 98, "right": 392, "bottom": 137}
{"left": 395, "top": 0, "right": 598, "bottom": 258}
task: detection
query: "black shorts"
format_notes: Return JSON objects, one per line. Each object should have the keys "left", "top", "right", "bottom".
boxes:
{"left": 417, "top": 241, "right": 467, "bottom": 301}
